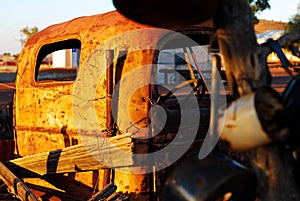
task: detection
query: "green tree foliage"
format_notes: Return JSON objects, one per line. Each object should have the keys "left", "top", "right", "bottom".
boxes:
{"left": 20, "top": 26, "right": 39, "bottom": 47}
{"left": 13, "top": 54, "right": 20, "bottom": 61}
{"left": 287, "top": 3, "right": 300, "bottom": 32}
{"left": 248, "top": 0, "right": 271, "bottom": 24}
{"left": 3, "top": 52, "right": 11, "bottom": 56}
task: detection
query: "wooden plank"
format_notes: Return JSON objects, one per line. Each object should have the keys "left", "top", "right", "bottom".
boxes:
{"left": 0, "top": 161, "right": 38, "bottom": 201}
{"left": 6, "top": 134, "right": 134, "bottom": 177}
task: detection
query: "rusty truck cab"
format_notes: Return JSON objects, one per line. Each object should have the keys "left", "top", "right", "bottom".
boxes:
{"left": 15, "top": 10, "right": 215, "bottom": 200}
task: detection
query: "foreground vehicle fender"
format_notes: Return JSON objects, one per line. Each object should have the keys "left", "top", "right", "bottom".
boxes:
{"left": 162, "top": 152, "right": 257, "bottom": 201}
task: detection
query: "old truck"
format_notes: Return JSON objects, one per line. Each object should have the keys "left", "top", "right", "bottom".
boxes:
{"left": 0, "top": 10, "right": 257, "bottom": 201}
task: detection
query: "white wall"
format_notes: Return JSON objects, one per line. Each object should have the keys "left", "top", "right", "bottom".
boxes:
{"left": 52, "top": 49, "right": 67, "bottom": 67}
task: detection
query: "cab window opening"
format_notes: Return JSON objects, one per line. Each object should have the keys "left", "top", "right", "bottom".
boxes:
{"left": 35, "top": 39, "right": 81, "bottom": 82}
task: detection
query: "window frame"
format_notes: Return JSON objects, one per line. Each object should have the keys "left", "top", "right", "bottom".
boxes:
{"left": 34, "top": 39, "right": 81, "bottom": 83}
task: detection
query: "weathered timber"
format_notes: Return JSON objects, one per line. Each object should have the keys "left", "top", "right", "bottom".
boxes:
{"left": 6, "top": 134, "right": 134, "bottom": 177}
{"left": 251, "top": 145, "right": 300, "bottom": 201}
{"left": 215, "top": 0, "right": 300, "bottom": 200}
{"left": 0, "top": 161, "right": 38, "bottom": 201}
{"left": 214, "top": 0, "right": 269, "bottom": 96}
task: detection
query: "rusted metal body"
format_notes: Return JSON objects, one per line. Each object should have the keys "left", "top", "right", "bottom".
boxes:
{"left": 12, "top": 10, "right": 215, "bottom": 200}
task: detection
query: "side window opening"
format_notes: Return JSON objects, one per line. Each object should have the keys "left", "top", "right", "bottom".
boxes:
{"left": 35, "top": 39, "right": 81, "bottom": 82}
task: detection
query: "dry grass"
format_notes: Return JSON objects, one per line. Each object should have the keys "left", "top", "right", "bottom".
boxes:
{"left": 0, "top": 66, "right": 17, "bottom": 73}
{"left": 255, "top": 19, "right": 288, "bottom": 34}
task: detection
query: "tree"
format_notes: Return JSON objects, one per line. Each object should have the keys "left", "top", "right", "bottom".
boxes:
{"left": 287, "top": 3, "right": 300, "bottom": 32}
{"left": 13, "top": 54, "right": 20, "bottom": 61}
{"left": 20, "top": 26, "right": 39, "bottom": 47}
{"left": 3, "top": 52, "right": 11, "bottom": 56}
{"left": 248, "top": 0, "right": 271, "bottom": 23}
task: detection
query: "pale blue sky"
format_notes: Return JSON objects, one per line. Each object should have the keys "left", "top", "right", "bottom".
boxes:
{"left": 0, "top": 0, "right": 298, "bottom": 55}
{"left": 257, "top": 0, "right": 298, "bottom": 22}
{"left": 0, "top": 0, "right": 115, "bottom": 55}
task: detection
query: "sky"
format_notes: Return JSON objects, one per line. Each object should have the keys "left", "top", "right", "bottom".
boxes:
{"left": 257, "top": 0, "right": 299, "bottom": 22}
{"left": 0, "top": 0, "right": 299, "bottom": 55}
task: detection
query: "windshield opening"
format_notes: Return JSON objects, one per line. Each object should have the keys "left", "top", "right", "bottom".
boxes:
{"left": 154, "top": 46, "right": 212, "bottom": 105}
